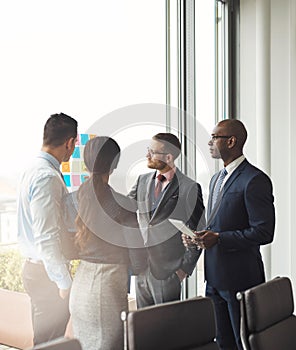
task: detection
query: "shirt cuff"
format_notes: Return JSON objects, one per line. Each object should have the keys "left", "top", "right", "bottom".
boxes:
{"left": 56, "top": 273, "right": 72, "bottom": 290}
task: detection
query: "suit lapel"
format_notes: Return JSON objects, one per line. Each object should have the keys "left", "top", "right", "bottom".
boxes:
{"left": 149, "top": 169, "right": 179, "bottom": 222}
{"left": 207, "top": 173, "right": 219, "bottom": 217}
{"left": 207, "top": 160, "right": 249, "bottom": 224}
{"left": 145, "top": 172, "right": 155, "bottom": 214}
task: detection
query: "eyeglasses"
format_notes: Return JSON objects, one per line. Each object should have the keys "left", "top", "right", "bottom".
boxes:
{"left": 147, "top": 147, "right": 168, "bottom": 156}
{"left": 210, "top": 135, "right": 232, "bottom": 141}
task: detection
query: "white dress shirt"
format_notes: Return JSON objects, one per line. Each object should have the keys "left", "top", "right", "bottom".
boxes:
{"left": 17, "top": 151, "right": 72, "bottom": 289}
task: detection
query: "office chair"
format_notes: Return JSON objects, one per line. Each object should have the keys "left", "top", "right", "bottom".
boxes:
{"left": 29, "top": 337, "right": 82, "bottom": 350}
{"left": 237, "top": 276, "right": 296, "bottom": 350}
{"left": 122, "top": 296, "right": 219, "bottom": 350}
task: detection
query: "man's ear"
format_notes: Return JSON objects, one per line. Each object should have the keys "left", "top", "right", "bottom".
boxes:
{"left": 228, "top": 136, "right": 237, "bottom": 149}
{"left": 166, "top": 153, "right": 174, "bottom": 163}
{"left": 65, "top": 137, "right": 76, "bottom": 149}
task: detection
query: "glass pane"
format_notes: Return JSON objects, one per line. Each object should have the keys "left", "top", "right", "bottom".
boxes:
{"left": 195, "top": 0, "right": 216, "bottom": 134}
{"left": 195, "top": 0, "right": 216, "bottom": 296}
{"left": 0, "top": 0, "right": 166, "bottom": 245}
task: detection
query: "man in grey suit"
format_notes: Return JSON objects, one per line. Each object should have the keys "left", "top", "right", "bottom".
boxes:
{"left": 128, "top": 133, "right": 205, "bottom": 308}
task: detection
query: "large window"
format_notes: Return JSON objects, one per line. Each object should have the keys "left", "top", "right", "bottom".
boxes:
{"left": 167, "top": 0, "right": 232, "bottom": 297}
{"left": 0, "top": 0, "right": 166, "bottom": 243}
{"left": 0, "top": 0, "right": 233, "bottom": 299}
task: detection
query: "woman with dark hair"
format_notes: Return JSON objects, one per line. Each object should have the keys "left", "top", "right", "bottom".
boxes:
{"left": 69, "top": 136, "right": 145, "bottom": 350}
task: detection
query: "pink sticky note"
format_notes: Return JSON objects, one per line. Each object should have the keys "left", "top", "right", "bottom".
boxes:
{"left": 72, "top": 175, "right": 81, "bottom": 186}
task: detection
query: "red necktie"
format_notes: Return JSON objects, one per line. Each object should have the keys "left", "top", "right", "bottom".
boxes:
{"left": 154, "top": 174, "right": 166, "bottom": 199}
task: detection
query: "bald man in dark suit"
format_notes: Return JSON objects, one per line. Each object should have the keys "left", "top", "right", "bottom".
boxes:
{"left": 184, "top": 120, "right": 275, "bottom": 350}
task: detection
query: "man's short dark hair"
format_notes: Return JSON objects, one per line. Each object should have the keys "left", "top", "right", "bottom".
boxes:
{"left": 152, "top": 133, "right": 181, "bottom": 159}
{"left": 43, "top": 113, "right": 78, "bottom": 147}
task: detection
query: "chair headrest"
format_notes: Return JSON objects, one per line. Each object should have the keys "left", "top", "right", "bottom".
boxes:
{"left": 243, "top": 277, "right": 294, "bottom": 332}
{"left": 127, "top": 297, "right": 217, "bottom": 349}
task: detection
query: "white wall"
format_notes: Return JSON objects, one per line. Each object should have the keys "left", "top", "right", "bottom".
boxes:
{"left": 240, "top": 0, "right": 296, "bottom": 293}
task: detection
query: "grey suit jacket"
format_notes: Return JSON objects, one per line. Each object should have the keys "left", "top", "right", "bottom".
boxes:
{"left": 128, "top": 168, "right": 205, "bottom": 280}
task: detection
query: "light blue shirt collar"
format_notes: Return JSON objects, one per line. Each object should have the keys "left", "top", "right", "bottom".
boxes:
{"left": 37, "top": 151, "right": 60, "bottom": 172}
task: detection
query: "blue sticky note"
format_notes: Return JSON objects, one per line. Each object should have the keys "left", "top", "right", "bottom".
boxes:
{"left": 80, "top": 134, "right": 89, "bottom": 145}
{"left": 72, "top": 147, "right": 80, "bottom": 159}
{"left": 63, "top": 175, "right": 71, "bottom": 187}
{"left": 81, "top": 174, "right": 89, "bottom": 183}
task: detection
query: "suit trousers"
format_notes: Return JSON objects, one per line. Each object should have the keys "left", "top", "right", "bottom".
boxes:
{"left": 135, "top": 266, "right": 182, "bottom": 308}
{"left": 206, "top": 283, "right": 242, "bottom": 350}
{"left": 22, "top": 260, "right": 70, "bottom": 345}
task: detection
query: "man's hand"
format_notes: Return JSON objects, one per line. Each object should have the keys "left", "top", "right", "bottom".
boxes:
{"left": 181, "top": 233, "right": 198, "bottom": 248}
{"left": 59, "top": 288, "right": 70, "bottom": 299}
{"left": 175, "top": 269, "right": 188, "bottom": 282}
{"left": 195, "top": 230, "right": 219, "bottom": 249}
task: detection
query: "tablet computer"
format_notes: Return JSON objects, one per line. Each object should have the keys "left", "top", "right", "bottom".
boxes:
{"left": 168, "top": 219, "right": 196, "bottom": 239}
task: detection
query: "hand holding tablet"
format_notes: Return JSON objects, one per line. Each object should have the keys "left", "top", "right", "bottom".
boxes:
{"left": 168, "top": 219, "right": 196, "bottom": 239}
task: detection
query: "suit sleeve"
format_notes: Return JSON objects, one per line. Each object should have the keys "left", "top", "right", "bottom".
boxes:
{"left": 106, "top": 190, "right": 147, "bottom": 274}
{"left": 186, "top": 183, "right": 206, "bottom": 231}
{"left": 128, "top": 176, "right": 140, "bottom": 201}
{"left": 181, "top": 182, "right": 205, "bottom": 275}
{"left": 219, "top": 172, "right": 275, "bottom": 250}
{"left": 119, "top": 206, "right": 148, "bottom": 276}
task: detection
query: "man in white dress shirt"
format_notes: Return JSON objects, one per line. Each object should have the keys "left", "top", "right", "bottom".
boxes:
{"left": 17, "top": 113, "right": 78, "bottom": 345}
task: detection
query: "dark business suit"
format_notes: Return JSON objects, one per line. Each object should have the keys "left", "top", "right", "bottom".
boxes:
{"left": 129, "top": 168, "right": 205, "bottom": 307}
{"left": 205, "top": 159, "right": 275, "bottom": 349}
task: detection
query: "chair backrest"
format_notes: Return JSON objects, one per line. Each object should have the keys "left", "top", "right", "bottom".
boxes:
{"left": 237, "top": 276, "right": 296, "bottom": 350}
{"left": 124, "top": 296, "right": 219, "bottom": 350}
{"left": 29, "top": 337, "right": 82, "bottom": 350}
